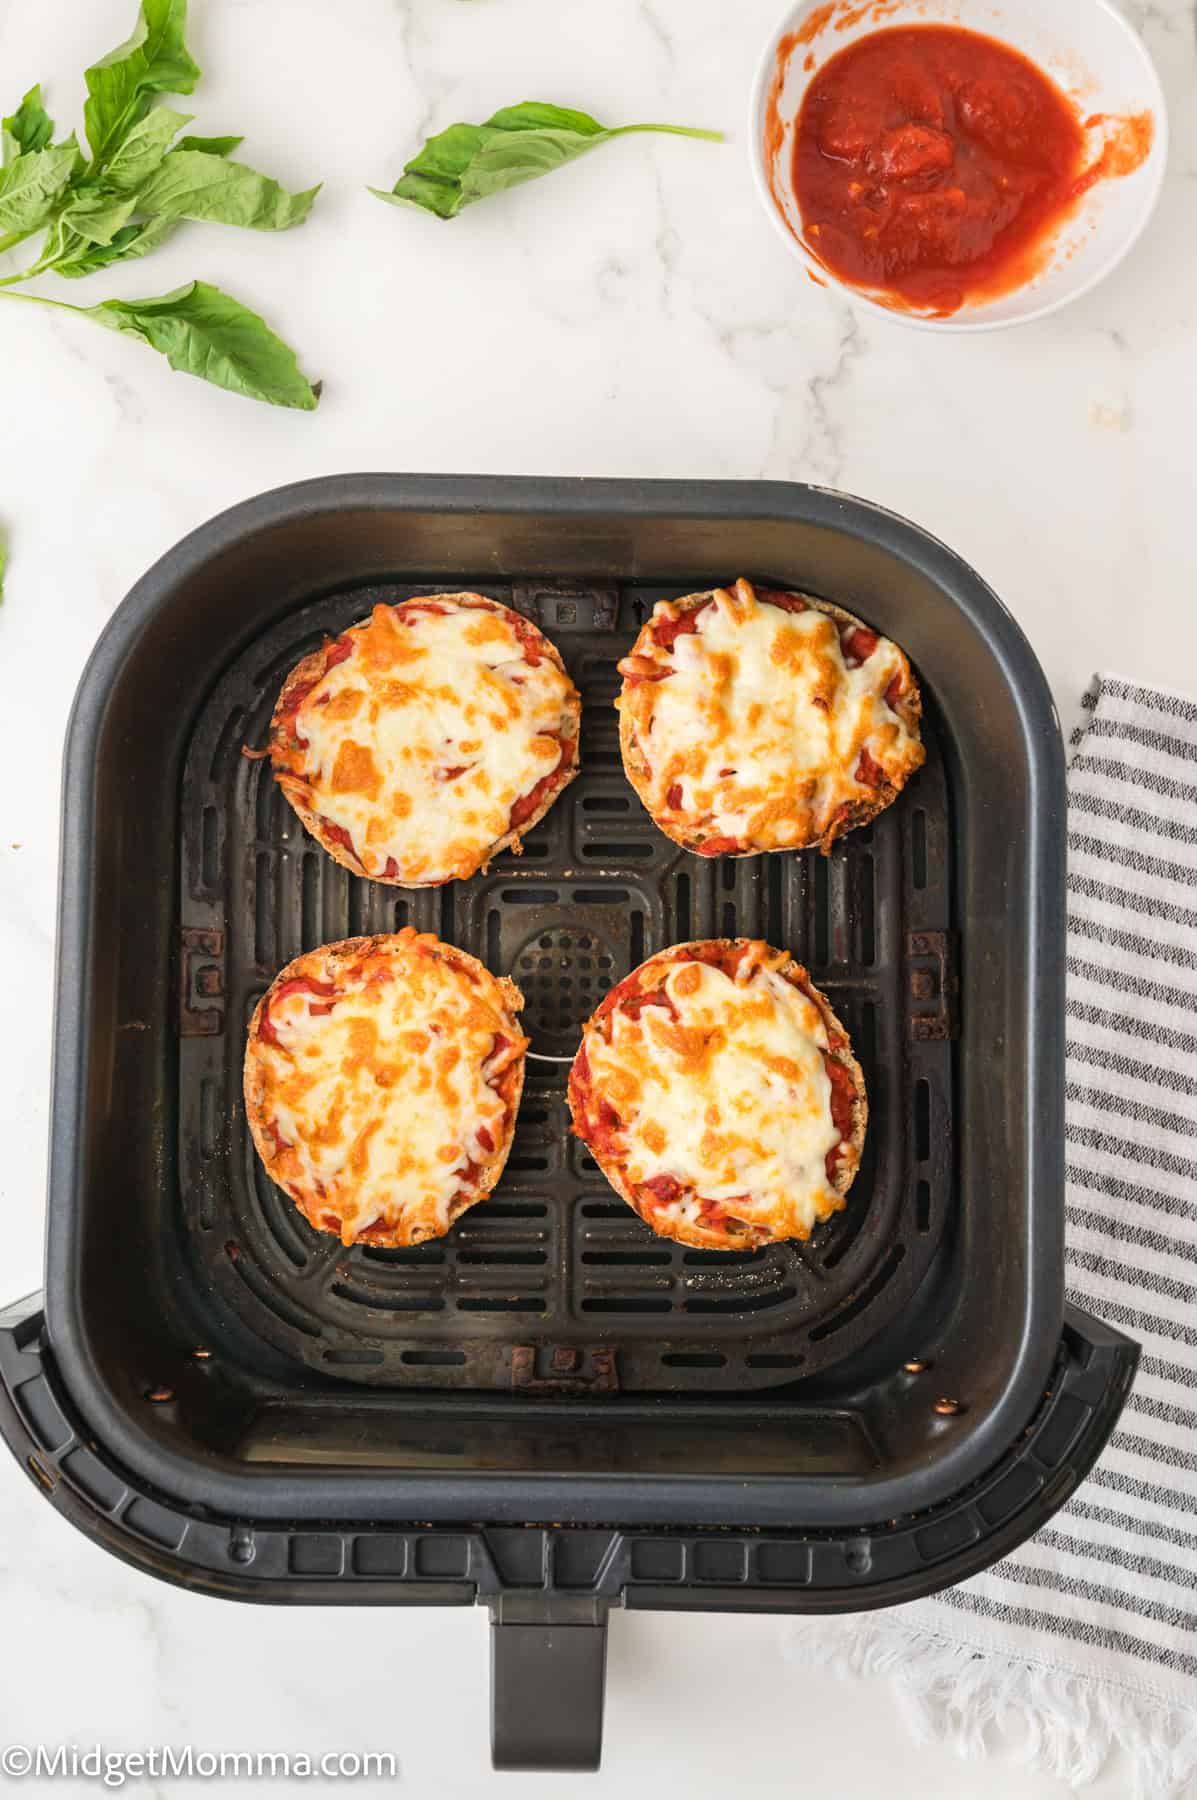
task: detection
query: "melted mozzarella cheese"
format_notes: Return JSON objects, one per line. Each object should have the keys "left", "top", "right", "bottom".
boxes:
{"left": 282, "top": 600, "right": 577, "bottom": 884}
{"left": 584, "top": 956, "right": 843, "bottom": 1239}
{"left": 249, "top": 937, "right": 522, "bottom": 1245}
{"left": 620, "top": 583, "right": 920, "bottom": 849}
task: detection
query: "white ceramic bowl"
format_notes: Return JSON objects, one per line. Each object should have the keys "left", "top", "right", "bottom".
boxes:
{"left": 749, "top": 0, "right": 1168, "bottom": 330}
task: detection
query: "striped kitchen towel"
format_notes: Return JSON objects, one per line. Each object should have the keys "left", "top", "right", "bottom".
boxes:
{"left": 789, "top": 674, "right": 1197, "bottom": 1799}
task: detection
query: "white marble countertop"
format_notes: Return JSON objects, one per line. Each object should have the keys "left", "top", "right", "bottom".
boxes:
{"left": 1, "top": 0, "right": 1194, "bottom": 1793}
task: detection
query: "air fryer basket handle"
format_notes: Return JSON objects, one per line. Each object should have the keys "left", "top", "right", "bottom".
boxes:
{"left": 490, "top": 1612, "right": 608, "bottom": 1772}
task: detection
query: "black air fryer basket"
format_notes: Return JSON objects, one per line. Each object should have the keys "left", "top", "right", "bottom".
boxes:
{"left": 0, "top": 477, "right": 1137, "bottom": 1770}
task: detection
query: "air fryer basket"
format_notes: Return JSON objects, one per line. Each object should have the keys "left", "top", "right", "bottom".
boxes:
{"left": 182, "top": 576, "right": 953, "bottom": 1392}
{"left": 1, "top": 478, "right": 1137, "bottom": 1772}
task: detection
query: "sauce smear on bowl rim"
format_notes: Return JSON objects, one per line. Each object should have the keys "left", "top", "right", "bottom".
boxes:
{"left": 790, "top": 23, "right": 1153, "bottom": 317}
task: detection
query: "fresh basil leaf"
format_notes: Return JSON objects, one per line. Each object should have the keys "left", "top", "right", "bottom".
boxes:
{"left": 83, "top": 0, "right": 199, "bottom": 169}
{"left": 105, "top": 103, "right": 191, "bottom": 189}
{"left": 386, "top": 118, "right": 615, "bottom": 217}
{"left": 85, "top": 279, "right": 319, "bottom": 408}
{"left": 134, "top": 149, "right": 318, "bottom": 229}
{"left": 52, "top": 214, "right": 180, "bottom": 278}
{"left": 3, "top": 86, "right": 54, "bottom": 157}
{"left": 0, "top": 142, "right": 79, "bottom": 233}
{"left": 376, "top": 100, "right": 722, "bottom": 219}
{"left": 55, "top": 182, "right": 143, "bottom": 245}
{"left": 175, "top": 133, "right": 243, "bottom": 157}
{"left": 1, "top": 129, "right": 20, "bottom": 170}
{"left": 48, "top": 213, "right": 181, "bottom": 278}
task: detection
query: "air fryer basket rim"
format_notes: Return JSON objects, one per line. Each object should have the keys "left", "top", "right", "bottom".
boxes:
{"left": 46, "top": 474, "right": 1067, "bottom": 1528}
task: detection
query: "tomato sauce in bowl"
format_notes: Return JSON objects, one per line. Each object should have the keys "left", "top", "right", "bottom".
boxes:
{"left": 792, "top": 24, "right": 1151, "bottom": 316}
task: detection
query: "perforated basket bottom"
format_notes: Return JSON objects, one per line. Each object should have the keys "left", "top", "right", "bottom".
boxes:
{"left": 179, "top": 579, "right": 954, "bottom": 1392}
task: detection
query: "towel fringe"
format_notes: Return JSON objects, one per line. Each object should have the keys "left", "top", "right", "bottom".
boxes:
{"left": 787, "top": 1616, "right": 1197, "bottom": 1799}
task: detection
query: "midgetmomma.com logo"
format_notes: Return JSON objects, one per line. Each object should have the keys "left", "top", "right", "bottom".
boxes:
{"left": 0, "top": 1746, "right": 398, "bottom": 1787}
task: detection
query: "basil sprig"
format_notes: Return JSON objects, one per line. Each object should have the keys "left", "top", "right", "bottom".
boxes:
{"left": 374, "top": 100, "right": 723, "bottom": 219}
{"left": 0, "top": 0, "right": 319, "bottom": 408}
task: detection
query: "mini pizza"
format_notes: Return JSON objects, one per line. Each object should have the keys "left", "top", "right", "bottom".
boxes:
{"left": 244, "top": 929, "right": 527, "bottom": 1248}
{"left": 568, "top": 939, "right": 866, "bottom": 1251}
{"left": 269, "top": 594, "right": 581, "bottom": 887}
{"left": 617, "top": 577, "right": 924, "bottom": 856}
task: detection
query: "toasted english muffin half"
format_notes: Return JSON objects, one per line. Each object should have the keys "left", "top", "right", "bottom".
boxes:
{"left": 270, "top": 594, "right": 581, "bottom": 887}
{"left": 245, "top": 929, "right": 527, "bottom": 1248}
{"left": 617, "top": 577, "right": 924, "bottom": 857}
{"left": 568, "top": 938, "right": 866, "bottom": 1252}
